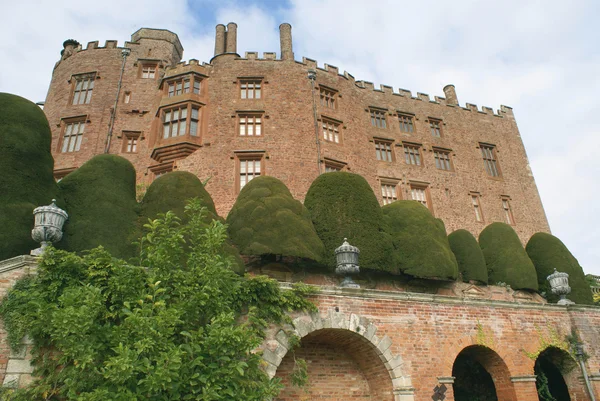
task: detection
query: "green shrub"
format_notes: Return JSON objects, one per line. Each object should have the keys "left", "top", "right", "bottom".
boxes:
{"left": 140, "top": 171, "right": 244, "bottom": 273}
{"left": 448, "top": 229, "right": 488, "bottom": 283}
{"left": 0, "top": 93, "right": 57, "bottom": 260}
{"left": 304, "top": 172, "right": 393, "bottom": 271}
{"left": 226, "top": 176, "right": 324, "bottom": 261}
{"left": 382, "top": 201, "right": 458, "bottom": 279}
{"left": 57, "top": 155, "right": 138, "bottom": 258}
{"left": 479, "top": 222, "right": 538, "bottom": 291}
{"left": 526, "top": 232, "right": 593, "bottom": 305}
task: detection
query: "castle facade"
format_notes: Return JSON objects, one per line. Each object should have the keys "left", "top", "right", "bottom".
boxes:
{"left": 44, "top": 24, "right": 549, "bottom": 242}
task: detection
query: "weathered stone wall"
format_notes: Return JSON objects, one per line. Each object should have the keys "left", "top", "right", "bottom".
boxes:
{"left": 44, "top": 26, "right": 550, "bottom": 244}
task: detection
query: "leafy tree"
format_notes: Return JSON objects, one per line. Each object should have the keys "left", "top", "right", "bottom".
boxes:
{"left": 139, "top": 171, "right": 244, "bottom": 273}
{"left": 0, "top": 200, "right": 314, "bottom": 400}
{"left": 304, "top": 172, "right": 394, "bottom": 271}
{"left": 526, "top": 232, "right": 593, "bottom": 304}
{"left": 382, "top": 201, "right": 458, "bottom": 279}
{"left": 479, "top": 222, "right": 538, "bottom": 291}
{"left": 226, "top": 176, "right": 324, "bottom": 262}
{"left": 0, "top": 93, "right": 57, "bottom": 260}
{"left": 448, "top": 229, "right": 488, "bottom": 284}
{"left": 57, "top": 154, "right": 139, "bottom": 259}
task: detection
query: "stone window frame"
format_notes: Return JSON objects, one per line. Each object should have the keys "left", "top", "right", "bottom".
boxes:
{"left": 122, "top": 131, "right": 142, "bottom": 153}
{"left": 428, "top": 117, "right": 443, "bottom": 138}
{"left": 53, "top": 167, "right": 77, "bottom": 182}
{"left": 501, "top": 195, "right": 515, "bottom": 225}
{"left": 369, "top": 107, "right": 388, "bottom": 129}
{"left": 379, "top": 177, "right": 401, "bottom": 205}
{"left": 160, "top": 102, "right": 202, "bottom": 139}
{"left": 479, "top": 142, "right": 502, "bottom": 178}
{"left": 140, "top": 63, "right": 158, "bottom": 79}
{"left": 397, "top": 112, "right": 415, "bottom": 133}
{"left": 235, "top": 150, "right": 266, "bottom": 192}
{"left": 239, "top": 77, "right": 263, "bottom": 100}
{"left": 433, "top": 147, "right": 453, "bottom": 171}
{"left": 69, "top": 72, "right": 97, "bottom": 106}
{"left": 318, "top": 85, "right": 338, "bottom": 109}
{"left": 123, "top": 91, "right": 131, "bottom": 104}
{"left": 237, "top": 111, "right": 264, "bottom": 137}
{"left": 374, "top": 137, "right": 394, "bottom": 162}
{"left": 409, "top": 181, "right": 434, "bottom": 213}
{"left": 322, "top": 157, "right": 347, "bottom": 172}
{"left": 402, "top": 141, "right": 423, "bottom": 167}
{"left": 320, "top": 116, "right": 343, "bottom": 144}
{"left": 165, "top": 73, "right": 202, "bottom": 97}
{"left": 149, "top": 162, "right": 174, "bottom": 180}
{"left": 58, "top": 115, "right": 88, "bottom": 153}
{"left": 470, "top": 191, "right": 485, "bottom": 223}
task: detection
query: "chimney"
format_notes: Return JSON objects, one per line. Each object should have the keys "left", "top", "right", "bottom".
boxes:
{"left": 443, "top": 84, "right": 458, "bottom": 106}
{"left": 279, "top": 23, "right": 294, "bottom": 61}
{"left": 214, "top": 24, "right": 226, "bottom": 56}
{"left": 225, "top": 22, "right": 237, "bottom": 54}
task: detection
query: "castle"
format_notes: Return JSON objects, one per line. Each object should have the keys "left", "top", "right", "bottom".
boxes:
{"left": 1, "top": 23, "right": 599, "bottom": 401}
{"left": 45, "top": 23, "right": 549, "bottom": 243}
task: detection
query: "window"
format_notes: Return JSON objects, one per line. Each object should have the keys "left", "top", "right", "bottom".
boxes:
{"left": 410, "top": 183, "right": 432, "bottom": 211}
{"left": 480, "top": 144, "right": 501, "bottom": 177}
{"left": 150, "top": 163, "right": 173, "bottom": 179}
{"left": 502, "top": 197, "right": 515, "bottom": 225}
{"left": 167, "top": 75, "right": 201, "bottom": 97}
{"left": 381, "top": 182, "right": 399, "bottom": 205}
{"left": 319, "top": 87, "right": 337, "bottom": 109}
{"left": 403, "top": 143, "right": 422, "bottom": 166}
{"left": 370, "top": 109, "right": 387, "bottom": 128}
{"left": 123, "top": 132, "right": 140, "bottom": 153}
{"left": 322, "top": 119, "right": 340, "bottom": 143}
{"left": 141, "top": 64, "right": 157, "bottom": 79}
{"left": 398, "top": 113, "right": 414, "bottom": 133}
{"left": 323, "top": 158, "right": 346, "bottom": 172}
{"left": 124, "top": 91, "right": 131, "bottom": 104}
{"left": 239, "top": 114, "right": 262, "bottom": 136}
{"left": 434, "top": 148, "right": 452, "bottom": 171}
{"left": 240, "top": 79, "right": 262, "bottom": 99}
{"left": 162, "top": 104, "right": 200, "bottom": 139}
{"left": 61, "top": 120, "right": 85, "bottom": 152}
{"left": 375, "top": 140, "right": 393, "bottom": 162}
{"left": 238, "top": 157, "right": 263, "bottom": 190}
{"left": 429, "top": 119, "right": 442, "bottom": 137}
{"left": 471, "top": 193, "right": 484, "bottom": 222}
{"left": 72, "top": 75, "right": 94, "bottom": 105}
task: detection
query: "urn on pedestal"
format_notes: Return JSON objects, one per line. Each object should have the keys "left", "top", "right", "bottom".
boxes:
{"left": 30, "top": 199, "right": 68, "bottom": 256}
{"left": 547, "top": 269, "right": 575, "bottom": 305}
{"left": 335, "top": 238, "right": 360, "bottom": 288}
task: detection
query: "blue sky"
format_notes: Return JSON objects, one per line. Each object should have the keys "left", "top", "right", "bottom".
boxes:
{"left": 1, "top": 0, "right": 599, "bottom": 276}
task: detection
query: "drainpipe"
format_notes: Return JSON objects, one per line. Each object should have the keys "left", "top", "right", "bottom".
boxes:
{"left": 104, "top": 48, "right": 131, "bottom": 154}
{"left": 576, "top": 343, "right": 597, "bottom": 401}
{"left": 308, "top": 69, "right": 322, "bottom": 175}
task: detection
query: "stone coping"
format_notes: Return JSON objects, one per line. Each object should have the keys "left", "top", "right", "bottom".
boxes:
{"left": 0, "top": 255, "right": 38, "bottom": 274}
{"left": 278, "top": 282, "right": 600, "bottom": 313}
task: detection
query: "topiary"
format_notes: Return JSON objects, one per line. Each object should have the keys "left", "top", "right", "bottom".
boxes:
{"left": 57, "top": 154, "right": 138, "bottom": 259}
{"left": 139, "top": 171, "right": 244, "bottom": 273}
{"left": 448, "top": 229, "right": 488, "bottom": 284}
{"left": 526, "top": 232, "right": 593, "bottom": 305}
{"left": 479, "top": 222, "right": 538, "bottom": 291}
{"left": 382, "top": 201, "right": 458, "bottom": 280}
{"left": 226, "top": 176, "right": 324, "bottom": 262}
{"left": 304, "top": 172, "right": 394, "bottom": 271}
{"left": 0, "top": 93, "right": 57, "bottom": 260}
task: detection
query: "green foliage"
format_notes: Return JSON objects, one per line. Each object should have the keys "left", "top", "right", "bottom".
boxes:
{"left": 526, "top": 232, "right": 594, "bottom": 305}
{"left": 57, "top": 154, "right": 139, "bottom": 259}
{"left": 382, "top": 201, "right": 458, "bottom": 279}
{"left": 452, "top": 354, "right": 498, "bottom": 401}
{"left": 304, "top": 172, "right": 394, "bottom": 271}
{"left": 0, "top": 200, "right": 315, "bottom": 400}
{"left": 140, "top": 171, "right": 244, "bottom": 273}
{"left": 0, "top": 93, "right": 57, "bottom": 260}
{"left": 448, "top": 229, "right": 488, "bottom": 283}
{"left": 479, "top": 222, "right": 538, "bottom": 291}
{"left": 227, "top": 176, "right": 324, "bottom": 262}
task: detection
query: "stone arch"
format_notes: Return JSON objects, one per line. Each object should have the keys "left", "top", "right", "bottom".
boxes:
{"left": 534, "top": 346, "right": 583, "bottom": 401}
{"left": 451, "top": 344, "right": 517, "bottom": 401}
{"left": 262, "top": 309, "right": 413, "bottom": 401}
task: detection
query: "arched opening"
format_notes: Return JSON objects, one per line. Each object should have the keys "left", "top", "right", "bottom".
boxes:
{"left": 535, "top": 347, "right": 577, "bottom": 401}
{"left": 452, "top": 345, "right": 516, "bottom": 401}
{"left": 274, "top": 328, "right": 394, "bottom": 401}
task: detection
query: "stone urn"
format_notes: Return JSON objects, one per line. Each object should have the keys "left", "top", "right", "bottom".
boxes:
{"left": 335, "top": 238, "right": 360, "bottom": 288}
{"left": 31, "top": 199, "right": 68, "bottom": 256}
{"left": 547, "top": 269, "right": 574, "bottom": 305}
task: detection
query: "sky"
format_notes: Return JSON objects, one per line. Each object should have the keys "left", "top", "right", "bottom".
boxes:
{"left": 1, "top": 0, "right": 599, "bottom": 276}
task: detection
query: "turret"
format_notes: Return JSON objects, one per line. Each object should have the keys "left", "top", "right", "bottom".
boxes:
{"left": 443, "top": 84, "right": 459, "bottom": 106}
{"left": 130, "top": 28, "right": 183, "bottom": 66}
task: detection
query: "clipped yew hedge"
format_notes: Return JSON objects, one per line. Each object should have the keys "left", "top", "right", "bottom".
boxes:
{"left": 448, "top": 229, "right": 488, "bottom": 284}
{"left": 57, "top": 155, "right": 138, "bottom": 259}
{"left": 526, "top": 232, "right": 593, "bottom": 305}
{"left": 382, "top": 201, "right": 458, "bottom": 280}
{"left": 479, "top": 222, "right": 538, "bottom": 291}
{"left": 304, "top": 172, "right": 394, "bottom": 271}
{"left": 226, "top": 176, "right": 324, "bottom": 261}
{"left": 140, "top": 171, "right": 244, "bottom": 273}
{"left": 0, "top": 93, "right": 57, "bottom": 260}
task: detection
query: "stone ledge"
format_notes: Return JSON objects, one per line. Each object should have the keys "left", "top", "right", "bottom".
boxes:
{"left": 510, "top": 375, "right": 537, "bottom": 382}
{"left": 0, "top": 255, "right": 38, "bottom": 274}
